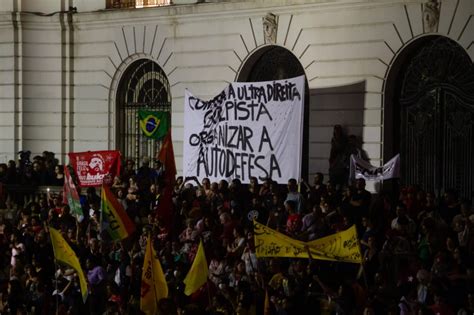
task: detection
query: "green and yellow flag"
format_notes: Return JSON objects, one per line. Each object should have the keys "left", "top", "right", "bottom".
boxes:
{"left": 138, "top": 110, "right": 169, "bottom": 139}
{"left": 140, "top": 235, "right": 168, "bottom": 315}
{"left": 49, "top": 227, "right": 88, "bottom": 303}
{"left": 183, "top": 240, "right": 208, "bottom": 296}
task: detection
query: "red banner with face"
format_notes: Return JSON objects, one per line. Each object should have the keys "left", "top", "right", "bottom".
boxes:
{"left": 68, "top": 150, "right": 121, "bottom": 187}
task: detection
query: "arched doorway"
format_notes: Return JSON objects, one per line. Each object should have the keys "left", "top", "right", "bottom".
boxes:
{"left": 116, "top": 59, "right": 171, "bottom": 165}
{"left": 237, "top": 46, "right": 310, "bottom": 179}
{"left": 385, "top": 36, "right": 474, "bottom": 199}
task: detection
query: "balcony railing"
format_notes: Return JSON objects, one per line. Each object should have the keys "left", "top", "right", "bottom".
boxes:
{"left": 106, "top": 0, "right": 171, "bottom": 9}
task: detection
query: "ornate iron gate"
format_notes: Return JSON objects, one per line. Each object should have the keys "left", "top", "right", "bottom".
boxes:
{"left": 399, "top": 37, "right": 474, "bottom": 199}
{"left": 117, "top": 59, "right": 171, "bottom": 166}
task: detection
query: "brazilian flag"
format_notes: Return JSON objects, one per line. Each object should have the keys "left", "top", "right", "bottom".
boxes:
{"left": 138, "top": 110, "right": 169, "bottom": 139}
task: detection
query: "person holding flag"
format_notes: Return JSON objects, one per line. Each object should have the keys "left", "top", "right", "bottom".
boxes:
{"left": 100, "top": 184, "right": 135, "bottom": 241}
{"left": 156, "top": 130, "right": 176, "bottom": 185}
{"left": 49, "top": 227, "right": 88, "bottom": 304}
{"left": 183, "top": 239, "right": 209, "bottom": 296}
{"left": 154, "top": 129, "right": 176, "bottom": 230}
{"left": 63, "top": 165, "right": 84, "bottom": 222}
{"left": 140, "top": 234, "right": 168, "bottom": 315}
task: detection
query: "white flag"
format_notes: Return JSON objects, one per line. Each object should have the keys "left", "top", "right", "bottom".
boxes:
{"left": 183, "top": 76, "right": 305, "bottom": 184}
{"left": 350, "top": 154, "right": 400, "bottom": 181}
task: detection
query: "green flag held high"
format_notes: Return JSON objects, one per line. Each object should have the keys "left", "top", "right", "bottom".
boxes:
{"left": 138, "top": 110, "right": 170, "bottom": 139}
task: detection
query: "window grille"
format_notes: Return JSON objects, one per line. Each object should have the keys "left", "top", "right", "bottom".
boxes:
{"left": 116, "top": 59, "right": 171, "bottom": 167}
{"left": 398, "top": 37, "right": 474, "bottom": 199}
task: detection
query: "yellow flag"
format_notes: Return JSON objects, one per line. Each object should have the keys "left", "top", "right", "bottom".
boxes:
{"left": 49, "top": 227, "right": 88, "bottom": 303}
{"left": 307, "top": 224, "right": 362, "bottom": 263}
{"left": 254, "top": 220, "right": 309, "bottom": 258}
{"left": 140, "top": 235, "right": 168, "bottom": 315}
{"left": 183, "top": 239, "right": 208, "bottom": 296}
{"left": 253, "top": 221, "right": 362, "bottom": 263}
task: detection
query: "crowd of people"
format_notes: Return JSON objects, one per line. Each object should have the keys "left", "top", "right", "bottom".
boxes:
{"left": 0, "top": 151, "right": 473, "bottom": 315}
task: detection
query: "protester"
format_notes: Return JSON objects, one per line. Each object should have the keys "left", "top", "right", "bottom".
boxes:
{"left": 0, "top": 150, "right": 473, "bottom": 315}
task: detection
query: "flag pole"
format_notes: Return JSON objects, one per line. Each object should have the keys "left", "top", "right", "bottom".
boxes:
{"left": 249, "top": 224, "right": 266, "bottom": 315}
{"left": 99, "top": 185, "right": 103, "bottom": 240}
{"left": 201, "top": 236, "right": 212, "bottom": 308}
{"left": 54, "top": 259, "right": 59, "bottom": 315}
{"left": 305, "top": 245, "right": 313, "bottom": 261}
{"left": 251, "top": 221, "right": 265, "bottom": 288}
{"left": 149, "top": 234, "right": 160, "bottom": 312}
{"left": 355, "top": 227, "right": 368, "bottom": 288}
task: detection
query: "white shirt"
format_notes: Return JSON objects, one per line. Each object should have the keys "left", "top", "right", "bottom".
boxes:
{"left": 11, "top": 243, "right": 25, "bottom": 267}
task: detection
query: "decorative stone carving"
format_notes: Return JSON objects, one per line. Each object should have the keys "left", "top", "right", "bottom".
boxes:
{"left": 263, "top": 13, "right": 278, "bottom": 45}
{"left": 423, "top": 0, "right": 440, "bottom": 33}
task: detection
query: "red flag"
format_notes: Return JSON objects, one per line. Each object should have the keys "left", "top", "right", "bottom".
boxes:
{"left": 68, "top": 150, "right": 121, "bottom": 187}
{"left": 155, "top": 130, "right": 176, "bottom": 228}
{"left": 156, "top": 131, "right": 176, "bottom": 184}
{"left": 156, "top": 186, "right": 173, "bottom": 228}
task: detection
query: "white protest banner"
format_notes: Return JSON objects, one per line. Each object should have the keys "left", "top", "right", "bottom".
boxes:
{"left": 183, "top": 76, "right": 305, "bottom": 184}
{"left": 350, "top": 154, "right": 400, "bottom": 181}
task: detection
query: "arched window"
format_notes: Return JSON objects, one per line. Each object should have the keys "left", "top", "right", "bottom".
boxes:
{"left": 116, "top": 59, "right": 171, "bottom": 165}
{"left": 385, "top": 36, "right": 474, "bottom": 199}
{"left": 237, "top": 46, "right": 310, "bottom": 179}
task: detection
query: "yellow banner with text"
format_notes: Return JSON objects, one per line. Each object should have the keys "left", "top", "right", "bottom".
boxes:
{"left": 253, "top": 221, "right": 362, "bottom": 263}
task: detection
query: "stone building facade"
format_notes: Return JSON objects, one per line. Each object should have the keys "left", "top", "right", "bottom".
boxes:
{"left": 0, "top": 0, "right": 472, "bottom": 193}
